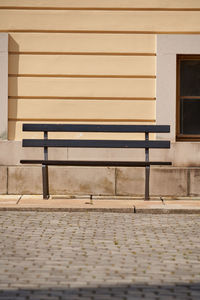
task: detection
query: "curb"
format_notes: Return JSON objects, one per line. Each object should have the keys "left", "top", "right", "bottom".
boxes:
{"left": 136, "top": 208, "right": 200, "bottom": 214}
{"left": 0, "top": 207, "right": 134, "bottom": 213}
{"left": 0, "top": 207, "right": 200, "bottom": 214}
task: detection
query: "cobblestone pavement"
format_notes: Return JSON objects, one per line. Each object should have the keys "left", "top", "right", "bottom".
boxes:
{"left": 0, "top": 212, "right": 200, "bottom": 300}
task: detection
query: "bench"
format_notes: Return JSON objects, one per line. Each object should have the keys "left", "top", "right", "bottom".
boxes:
{"left": 20, "top": 124, "right": 172, "bottom": 200}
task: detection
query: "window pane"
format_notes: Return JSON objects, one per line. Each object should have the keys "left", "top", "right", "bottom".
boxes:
{"left": 180, "top": 98, "right": 200, "bottom": 134}
{"left": 180, "top": 60, "right": 200, "bottom": 96}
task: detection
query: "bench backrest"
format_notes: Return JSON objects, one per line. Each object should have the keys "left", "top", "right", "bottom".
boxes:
{"left": 22, "top": 124, "right": 170, "bottom": 162}
{"left": 22, "top": 124, "right": 170, "bottom": 149}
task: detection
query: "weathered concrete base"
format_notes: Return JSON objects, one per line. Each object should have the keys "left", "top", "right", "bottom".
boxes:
{"left": 189, "top": 169, "right": 200, "bottom": 196}
{"left": 0, "top": 166, "right": 7, "bottom": 194}
{"left": 0, "top": 165, "right": 198, "bottom": 197}
{"left": 8, "top": 166, "right": 115, "bottom": 195}
{"left": 150, "top": 168, "right": 188, "bottom": 196}
{"left": 116, "top": 167, "right": 188, "bottom": 196}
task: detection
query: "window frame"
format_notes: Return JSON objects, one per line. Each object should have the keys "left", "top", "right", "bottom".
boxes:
{"left": 176, "top": 54, "right": 200, "bottom": 141}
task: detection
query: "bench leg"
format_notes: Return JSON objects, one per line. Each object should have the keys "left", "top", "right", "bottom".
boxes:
{"left": 42, "top": 165, "right": 50, "bottom": 199}
{"left": 145, "top": 166, "right": 150, "bottom": 201}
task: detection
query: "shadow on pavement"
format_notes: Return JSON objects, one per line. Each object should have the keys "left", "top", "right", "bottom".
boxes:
{"left": 0, "top": 282, "right": 200, "bottom": 299}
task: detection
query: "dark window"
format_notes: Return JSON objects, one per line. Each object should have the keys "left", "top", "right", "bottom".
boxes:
{"left": 177, "top": 55, "right": 200, "bottom": 141}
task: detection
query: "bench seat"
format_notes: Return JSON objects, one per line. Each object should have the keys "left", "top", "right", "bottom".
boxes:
{"left": 20, "top": 160, "right": 172, "bottom": 167}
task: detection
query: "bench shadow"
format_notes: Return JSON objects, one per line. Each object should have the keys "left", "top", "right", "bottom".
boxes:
{"left": 0, "top": 282, "right": 200, "bottom": 299}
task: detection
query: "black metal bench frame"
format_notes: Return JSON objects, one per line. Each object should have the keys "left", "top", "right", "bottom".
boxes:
{"left": 20, "top": 124, "right": 172, "bottom": 200}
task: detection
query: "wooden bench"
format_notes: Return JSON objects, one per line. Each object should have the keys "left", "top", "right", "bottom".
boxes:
{"left": 20, "top": 124, "right": 172, "bottom": 200}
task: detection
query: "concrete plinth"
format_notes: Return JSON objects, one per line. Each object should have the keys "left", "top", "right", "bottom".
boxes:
{"left": 150, "top": 167, "right": 188, "bottom": 196}
{"left": 116, "top": 167, "right": 145, "bottom": 196}
{"left": 8, "top": 166, "right": 115, "bottom": 195}
{"left": 6, "top": 165, "right": 194, "bottom": 197}
{"left": 189, "top": 169, "right": 200, "bottom": 196}
{"left": 8, "top": 166, "right": 42, "bottom": 194}
{"left": 49, "top": 167, "right": 115, "bottom": 195}
{"left": 0, "top": 166, "right": 7, "bottom": 194}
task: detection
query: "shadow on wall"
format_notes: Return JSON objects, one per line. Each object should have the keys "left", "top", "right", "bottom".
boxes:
{"left": 8, "top": 35, "right": 20, "bottom": 140}
{"left": 0, "top": 283, "right": 199, "bottom": 299}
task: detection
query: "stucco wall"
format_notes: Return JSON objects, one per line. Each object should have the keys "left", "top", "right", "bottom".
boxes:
{"left": 1, "top": 0, "right": 200, "bottom": 140}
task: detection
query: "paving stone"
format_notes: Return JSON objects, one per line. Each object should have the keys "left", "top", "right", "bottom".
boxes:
{"left": 0, "top": 213, "right": 200, "bottom": 299}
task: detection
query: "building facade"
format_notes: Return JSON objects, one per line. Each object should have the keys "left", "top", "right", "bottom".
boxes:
{"left": 0, "top": 0, "right": 200, "bottom": 197}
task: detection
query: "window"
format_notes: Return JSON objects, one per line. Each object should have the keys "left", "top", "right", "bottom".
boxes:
{"left": 177, "top": 55, "right": 200, "bottom": 141}
{"left": 156, "top": 34, "right": 200, "bottom": 142}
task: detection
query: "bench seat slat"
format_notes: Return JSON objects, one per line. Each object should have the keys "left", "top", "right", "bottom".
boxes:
{"left": 23, "top": 124, "right": 170, "bottom": 133}
{"left": 23, "top": 139, "right": 170, "bottom": 149}
{"left": 20, "top": 160, "right": 172, "bottom": 167}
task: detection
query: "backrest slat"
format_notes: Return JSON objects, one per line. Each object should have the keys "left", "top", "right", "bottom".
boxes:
{"left": 22, "top": 139, "right": 170, "bottom": 149}
{"left": 23, "top": 124, "right": 170, "bottom": 133}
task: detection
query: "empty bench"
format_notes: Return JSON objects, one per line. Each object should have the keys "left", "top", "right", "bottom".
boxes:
{"left": 20, "top": 124, "right": 172, "bottom": 200}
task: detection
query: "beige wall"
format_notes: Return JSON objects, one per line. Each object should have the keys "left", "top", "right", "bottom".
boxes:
{"left": 1, "top": 2, "right": 200, "bottom": 197}
{"left": 0, "top": 1, "right": 200, "bottom": 140}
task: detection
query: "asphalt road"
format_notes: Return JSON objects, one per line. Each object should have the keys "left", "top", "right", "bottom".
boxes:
{"left": 0, "top": 212, "right": 200, "bottom": 299}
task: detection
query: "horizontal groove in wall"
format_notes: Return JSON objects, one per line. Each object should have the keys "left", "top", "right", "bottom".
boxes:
{"left": 8, "top": 74, "right": 156, "bottom": 79}
{"left": 9, "top": 118, "right": 156, "bottom": 122}
{"left": 8, "top": 51, "right": 156, "bottom": 56}
{"left": 1, "top": 7, "right": 200, "bottom": 11}
{"left": 3, "top": 30, "right": 200, "bottom": 34}
{"left": 8, "top": 96, "right": 156, "bottom": 101}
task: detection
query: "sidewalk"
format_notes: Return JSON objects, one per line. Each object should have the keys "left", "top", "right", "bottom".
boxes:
{"left": 0, "top": 195, "right": 200, "bottom": 213}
